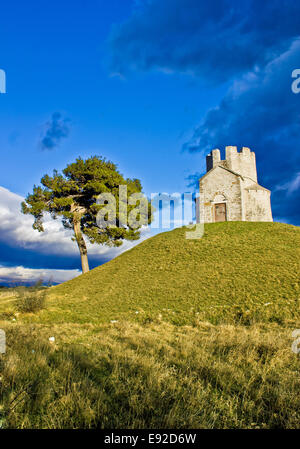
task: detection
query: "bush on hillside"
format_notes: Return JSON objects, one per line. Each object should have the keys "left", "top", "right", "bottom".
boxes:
{"left": 15, "top": 282, "right": 46, "bottom": 313}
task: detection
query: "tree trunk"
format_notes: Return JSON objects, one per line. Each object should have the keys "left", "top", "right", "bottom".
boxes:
{"left": 73, "top": 216, "right": 89, "bottom": 274}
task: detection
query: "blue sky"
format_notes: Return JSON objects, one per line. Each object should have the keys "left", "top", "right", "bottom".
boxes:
{"left": 0, "top": 0, "right": 299, "bottom": 284}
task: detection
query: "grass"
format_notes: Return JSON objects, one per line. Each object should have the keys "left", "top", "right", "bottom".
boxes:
{"left": 0, "top": 222, "right": 299, "bottom": 428}
{"left": 30, "top": 221, "right": 299, "bottom": 326}
{"left": 0, "top": 321, "right": 299, "bottom": 429}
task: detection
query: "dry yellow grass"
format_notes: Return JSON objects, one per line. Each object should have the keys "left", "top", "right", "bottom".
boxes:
{"left": 0, "top": 320, "right": 299, "bottom": 428}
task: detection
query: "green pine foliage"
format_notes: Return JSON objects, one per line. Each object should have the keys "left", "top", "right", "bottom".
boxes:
{"left": 21, "top": 156, "right": 152, "bottom": 272}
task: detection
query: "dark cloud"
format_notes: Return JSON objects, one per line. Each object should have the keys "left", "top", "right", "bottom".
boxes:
{"left": 108, "top": 0, "right": 300, "bottom": 83}
{"left": 41, "top": 112, "right": 71, "bottom": 150}
{"left": 183, "top": 40, "right": 300, "bottom": 224}
{"left": 185, "top": 172, "right": 202, "bottom": 191}
{"left": 0, "top": 242, "right": 81, "bottom": 270}
{"left": 0, "top": 241, "right": 107, "bottom": 272}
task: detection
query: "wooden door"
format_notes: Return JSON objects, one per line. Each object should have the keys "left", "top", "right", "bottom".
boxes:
{"left": 214, "top": 203, "right": 226, "bottom": 222}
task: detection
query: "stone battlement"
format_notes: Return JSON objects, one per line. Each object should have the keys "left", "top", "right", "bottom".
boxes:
{"left": 206, "top": 146, "right": 257, "bottom": 182}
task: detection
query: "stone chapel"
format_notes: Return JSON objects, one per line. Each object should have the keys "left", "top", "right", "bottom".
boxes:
{"left": 198, "top": 146, "right": 273, "bottom": 223}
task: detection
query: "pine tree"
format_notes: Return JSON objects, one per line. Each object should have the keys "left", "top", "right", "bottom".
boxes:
{"left": 21, "top": 156, "right": 151, "bottom": 273}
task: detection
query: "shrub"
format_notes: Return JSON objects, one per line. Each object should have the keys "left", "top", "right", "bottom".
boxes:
{"left": 15, "top": 284, "right": 46, "bottom": 313}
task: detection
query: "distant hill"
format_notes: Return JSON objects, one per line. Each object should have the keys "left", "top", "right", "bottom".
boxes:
{"left": 43, "top": 221, "right": 299, "bottom": 326}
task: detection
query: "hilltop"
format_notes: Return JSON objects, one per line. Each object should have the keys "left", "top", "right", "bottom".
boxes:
{"left": 39, "top": 221, "right": 300, "bottom": 326}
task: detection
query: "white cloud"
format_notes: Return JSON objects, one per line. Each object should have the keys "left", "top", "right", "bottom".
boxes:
{"left": 0, "top": 265, "right": 81, "bottom": 284}
{"left": 0, "top": 186, "right": 77, "bottom": 255}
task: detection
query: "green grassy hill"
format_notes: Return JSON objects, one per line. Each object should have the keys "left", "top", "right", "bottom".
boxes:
{"left": 41, "top": 221, "right": 299, "bottom": 326}
{"left": 0, "top": 221, "right": 299, "bottom": 429}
